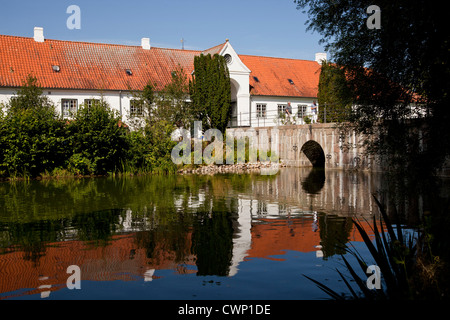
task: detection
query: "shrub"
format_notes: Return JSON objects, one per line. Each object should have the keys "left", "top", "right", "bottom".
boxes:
{"left": 0, "top": 76, "right": 68, "bottom": 177}
{"left": 67, "top": 153, "right": 93, "bottom": 175}
{"left": 123, "top": 129, "right": 152, "bottom": 173}
{"left": 66, "top": 99, "right": 129, "bottom": 175}
{"left": 143, "top": 120, "right": 177, "bottom": 174}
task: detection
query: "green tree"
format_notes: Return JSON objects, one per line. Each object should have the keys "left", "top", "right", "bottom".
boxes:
{"left": 67, "top": 99, "right": 128, "bottom": 175}
{"left": 125, "top": 67, "right": 187, "bottom": 174}
{"left": 155, "top": 65, "right": 192, "bottom": 129}
{"left": 189, "top": 54, "right": 231, "bottom": 133}
{"left": 0, "top": 75, "right": 68, "bottom": 177}
{"left": 317, "top": 61, "right": 352, "bottom": 123}
{"left": 296, "top": 0, "right": 450, "bottom": 299}
{"left": 143, "top": 119, "right": 177, "bottom": 174}
{"left": 295, "top": 0, "right": 450, "bottom": 177}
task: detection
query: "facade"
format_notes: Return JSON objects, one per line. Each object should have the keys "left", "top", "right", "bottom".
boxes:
{"left": 0, "top": 27, "right": 325, "bottom": 129}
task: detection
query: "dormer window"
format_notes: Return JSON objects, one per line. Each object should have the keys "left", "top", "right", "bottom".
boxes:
{"left": 52, "top": 65, "right": 60, "bottom": 72}
{"left": 126, "top": 69, "right": 133, "bottom": 76}
{"left": 253, "top": 76, "right": 260, "bottom": 82}
{"left": 288, "top": 79, "right": 294, "bottom": 85}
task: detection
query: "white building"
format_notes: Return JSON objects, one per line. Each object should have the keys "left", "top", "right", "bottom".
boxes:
{"left": 0, "top": 27, "right": 325, "bottom": 128}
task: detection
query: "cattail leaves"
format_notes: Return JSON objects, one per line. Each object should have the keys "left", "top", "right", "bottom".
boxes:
{"left": 304, "top": 195, "right": 418, "bottom": 300}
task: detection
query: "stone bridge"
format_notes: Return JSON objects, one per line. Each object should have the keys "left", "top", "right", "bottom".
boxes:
{"left": 226, "top": 123, "right": 378, "bottom": 171}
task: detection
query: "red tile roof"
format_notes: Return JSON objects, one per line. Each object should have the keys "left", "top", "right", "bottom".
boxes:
{"left": 247, "top": 218, "right": 376, "bottom": 260}
{"left": 0, "top": 34, "right": 320, "bottom": 98}
{"left": 0, "top": 34, "right": 199, "bottom": 91}
{"left": 202, "top": 42, "right": 227, "bottom": 56}
{"left": 0, "top": 232, "right": 196, "bottom": 299}
{"left": 241, "top": 55, "right": 321, "bottom": 98}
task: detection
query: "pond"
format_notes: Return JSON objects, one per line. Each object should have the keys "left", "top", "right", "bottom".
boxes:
{"left": 0, "top": 168, "right": 403, "bottom": 300}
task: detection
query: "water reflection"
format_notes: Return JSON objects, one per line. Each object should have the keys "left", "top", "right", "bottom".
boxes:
{"left": 301, "top": 168, "right": 325, "bottom": 194}
{"left": 0, "top": 168, "right": 382, "bottom": 299}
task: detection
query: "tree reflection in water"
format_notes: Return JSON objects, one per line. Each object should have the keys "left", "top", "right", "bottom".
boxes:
{"left": 1, "top": 168, "right": 438, "bottom": 299}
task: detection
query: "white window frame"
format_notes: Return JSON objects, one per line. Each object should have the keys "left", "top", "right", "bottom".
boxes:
{"left": 61, "top": 99, "right": 78, "bottom": 118}
{"left": 297, "top": 104, "right": 308, "bottom": 118}
{"left": 256, "top": 104, "right": 267, "bottom": 118}
{"left": 84, "top": 98, "right": 100, "bottom": 110}
{"left": 277, "top": 104, "right": 287, "bottom": 117}
{"left": 130, "top": 100, "right": 145, "bottom": 118}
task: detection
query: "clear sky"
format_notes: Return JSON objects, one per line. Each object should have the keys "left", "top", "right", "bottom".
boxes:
{"left": 0, "top": 0, "right": 326, "bottom": 60}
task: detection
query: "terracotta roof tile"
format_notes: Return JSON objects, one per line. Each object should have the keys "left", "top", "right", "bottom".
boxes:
{"left": 1, "top": 34, "right": 321, "bottom": 98}
{"left": 202, "top": 42, "right": 227, "bottom": 56}
{"left": 240, "top": 54, "right": 321, "bottom": 98}
{"left": 0, "top": 34, "right": 199, "bottom": 91}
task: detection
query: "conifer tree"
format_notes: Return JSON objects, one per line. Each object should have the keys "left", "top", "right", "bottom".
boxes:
{"left": 189, "top": 54, "right": 231, "bottom": 133}
{"left": 317, "top": 61, "right": 352, "bottom": 123}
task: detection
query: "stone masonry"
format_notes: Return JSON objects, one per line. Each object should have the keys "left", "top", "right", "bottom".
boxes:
{"left": 226, "top": 123, "right": 379, "bottom": 171}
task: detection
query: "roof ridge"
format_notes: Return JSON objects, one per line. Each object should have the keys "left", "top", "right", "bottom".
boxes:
{"left": 202, "top": 42, "right": 227, "bottom": 54}
{"left": 0, "top": 33, "right": 320, "bottom": 97}
{"left": 0, "top": 33, "right": 202, "bottom": 52}
{"left": 157, "top": 46, "right": 202, "bottom": 53}
{"left": 239, "top": 53, "right": 316, "bottom": 63}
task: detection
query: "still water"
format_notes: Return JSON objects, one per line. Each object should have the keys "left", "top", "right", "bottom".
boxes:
{"left": 0, "top": 168, "right": 388, "bottom": 300}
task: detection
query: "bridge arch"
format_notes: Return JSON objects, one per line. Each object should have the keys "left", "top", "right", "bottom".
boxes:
{"left": 300, "top": 140, "right": 325, "bottom": 168}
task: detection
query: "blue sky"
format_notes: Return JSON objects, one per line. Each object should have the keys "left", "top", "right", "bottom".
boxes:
{"left": 0, "top": 0, "right": 325, "bottom": 60}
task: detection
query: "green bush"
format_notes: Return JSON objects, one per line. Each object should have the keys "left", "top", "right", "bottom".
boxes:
{"left": 0, "top": 76, "right": 68, "bottom": 178}
{"left": 123, "top": 129, "right": 152, "bottom": 173}
{"left": 143, "top": 120, "right": 177, "bottom": 174}
{"left": 0, "top": 75, "right": 182, "bottom": 178}
{"left": 67, "top": 153, "right": 93, "bottom": 175}
{"left": 66, "top": 99, "right": 129, "bottom": 175}
{"left": 122, "top": 120, "right": 178, "bottom": 175}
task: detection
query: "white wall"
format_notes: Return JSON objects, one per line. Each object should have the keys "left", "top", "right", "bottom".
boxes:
{"left": 0, "top": 87, "right": 141, "bottom": 124}
{"left": 220, "top": 42, "right": 251, "bottom": 127}
{"left": 248, "top": 96, "right": 319, "bottom": 128}
{"left": 1, "top": 87, "right": 320, "bottom": 129}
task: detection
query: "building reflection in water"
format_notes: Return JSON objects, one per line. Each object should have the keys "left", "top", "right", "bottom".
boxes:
{"left": 0, "top": 168, "right": 381, "bottom": 299}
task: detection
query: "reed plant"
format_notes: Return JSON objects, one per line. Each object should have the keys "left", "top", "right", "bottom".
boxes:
{"left": 304, "top": 196, "right": 421, "bottom": 300}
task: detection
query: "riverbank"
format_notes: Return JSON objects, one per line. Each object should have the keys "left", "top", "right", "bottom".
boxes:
{"left": 0, "top": 162, "right": 288, "bottom": 182}
{"left": 177, "top": 162, "right": 287, "bottom": 175}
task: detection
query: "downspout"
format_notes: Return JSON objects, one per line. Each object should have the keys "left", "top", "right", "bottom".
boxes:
{"left": 249, "top": 95, "right": 251, "bottom": 127}
{"left": 119, "top": 90, "right": 122, "bottom": 117}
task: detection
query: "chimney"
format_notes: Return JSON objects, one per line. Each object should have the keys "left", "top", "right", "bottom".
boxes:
{"left": 141, "top": 37, "right": 151, "bottom": 50}
{"left": 34, "top": 27, "right": 44, "bottom": 42}
{"left": 315, "top": 52, "right": 327, "bottom": 64}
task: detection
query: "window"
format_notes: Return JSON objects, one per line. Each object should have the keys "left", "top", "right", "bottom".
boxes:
{"left": 297, "top": 104, "right": 308, "bottom": 117}
{"left": 61, "top": 99, "right": 77, "bottom": 118}
{"left": 257, "top": 201, "right": 267, "bottom": 216}
{"left": 130, "top": 100, "right": 144, "bottom": 117}
{"left": 256, "top": 104, "right": 266, "bottom": 118}
{"left": 84, "top": 99, "right": 100, "bottom": 110}
{"left": 224, "top": 54, "right": 233, "bottom": 64}
{"left": 278, "top": 104, "right": 287, "bottom": 117}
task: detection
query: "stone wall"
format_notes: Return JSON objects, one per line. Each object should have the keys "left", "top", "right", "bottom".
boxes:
{"left": 226, "top": 123, "right": 380, "bottom": 171}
